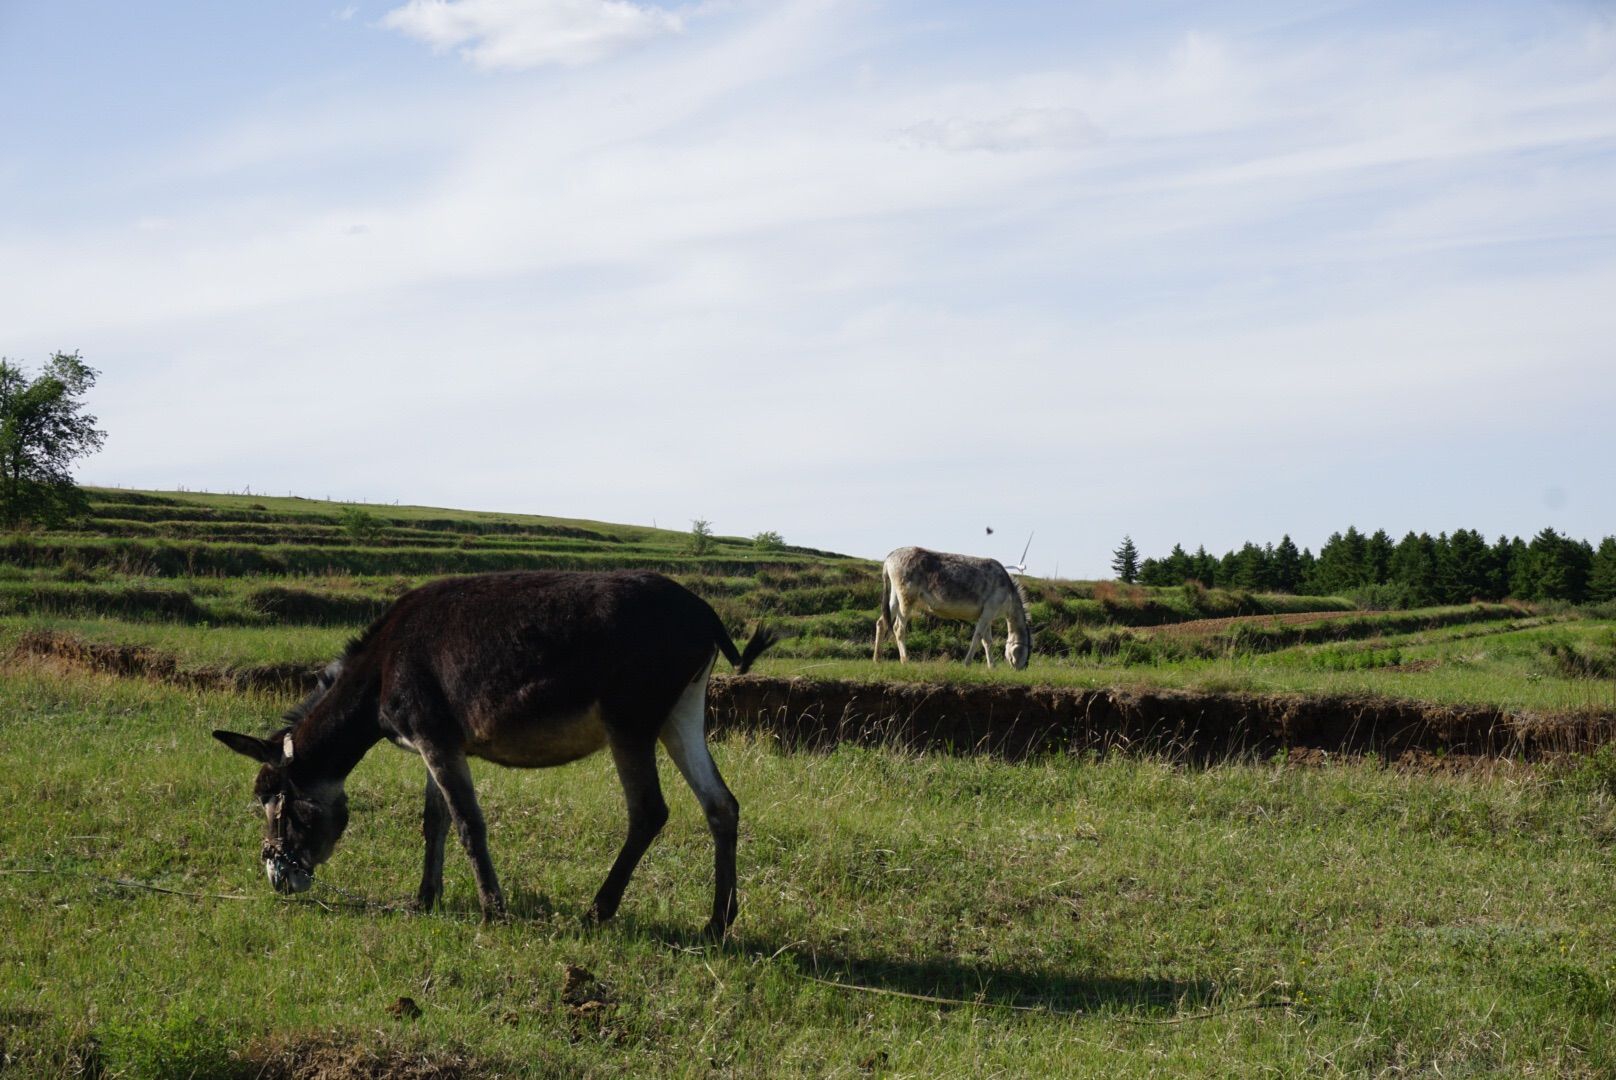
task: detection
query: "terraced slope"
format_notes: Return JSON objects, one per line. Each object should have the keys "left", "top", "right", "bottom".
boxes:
{"left": 0, "top": 487, "right": 1357, "bottom": 662}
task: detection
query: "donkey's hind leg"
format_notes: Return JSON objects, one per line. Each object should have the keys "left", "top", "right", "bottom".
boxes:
{"left": 659, "top": 661, "right": 740, "bottom": 938}
{"left": 892, "top": 607, "right": 911, "bottom": 663}
{"left": 964, "top": 612, "right": 995, "bottom": 667}
{"left": 416, "top": 772, "right": 450, "bottom": 911}
{"left": 588, "top": 729, "right": 669, "bottom": 926}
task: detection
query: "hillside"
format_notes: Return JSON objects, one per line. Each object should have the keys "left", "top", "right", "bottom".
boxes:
{"left": 0, "top": 487, "right": 1353, "bottom": 662}
{"left": 3, "top": 488, "right": 1612, "bottom": 725}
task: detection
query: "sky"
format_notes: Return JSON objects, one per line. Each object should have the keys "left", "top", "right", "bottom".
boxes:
{"left": 2, "top": 0, "right": 1613, "bottom": 577}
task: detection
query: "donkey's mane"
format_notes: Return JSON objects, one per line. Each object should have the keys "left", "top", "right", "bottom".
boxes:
{"left": 342, "top": 617, "right": 386, "bottom": 662}
{"left": 1006, "top": 574, "right": 1030, "bottom": 633}
{"left": 278, "top": 627, "right": 378, "bottom": 727}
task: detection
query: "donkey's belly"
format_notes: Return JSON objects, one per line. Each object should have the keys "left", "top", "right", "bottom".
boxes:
{"left": 920, "top": 599, "right": 984, "bottom": 622}
{"left": 466, "top": 704, "right": 608, "bottom": 768}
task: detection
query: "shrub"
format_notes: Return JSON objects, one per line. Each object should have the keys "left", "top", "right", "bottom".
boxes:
{"left": 689, "top": 519, "right": 714, "bottom": 555}
{"left": 752, "top": 530, "right": 785, "bottom": 552}
{"left": 337, "top": 506, "right": 385, "bottom": 543}
{"left": 1347, "top": 582, "right": 1414, "bottom": 610}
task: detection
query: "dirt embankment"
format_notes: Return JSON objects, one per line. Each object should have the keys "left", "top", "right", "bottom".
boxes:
{"left": 706, "top": 676, "right": 1614, "bottom": 764}
{"left": 12, "top": 629, "right": 1613, "bottom": 764}
{"left": 11, "top": 629, "right": 315, "bottom": 695}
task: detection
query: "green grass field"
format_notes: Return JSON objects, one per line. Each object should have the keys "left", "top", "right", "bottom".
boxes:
{"left": 3, "top": 670, "right": 1615, "bottom": 1077}
{"left": 3, "top": 488, "right": 1615, "bottom": 1076}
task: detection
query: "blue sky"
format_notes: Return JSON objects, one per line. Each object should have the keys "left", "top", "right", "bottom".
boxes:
{"left": 2, "top": 1, "right": 1613, "bottom": 576}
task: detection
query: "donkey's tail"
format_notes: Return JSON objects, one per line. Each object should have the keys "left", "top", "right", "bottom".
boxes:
{"left": 715, "top": 622, "right": 779, "bottom": 675}
{"left": 879, "top": 564, "right": 894, "bottom": 630}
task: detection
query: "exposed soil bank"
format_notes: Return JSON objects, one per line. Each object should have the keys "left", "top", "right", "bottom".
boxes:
{"left": 707, "top": 676, "right": 1614, "bottom": 763}
{"left": 12, "top": 629, "right": 1613, "bottom": 763}
{"left": 11, "top": 629, "right": 315, "bottom": 695}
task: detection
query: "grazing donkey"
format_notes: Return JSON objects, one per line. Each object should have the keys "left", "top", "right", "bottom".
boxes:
{"left": 873, "top": 546, "right": 1030, "bottom": 669}
{"left": 213, "top": 571, "right": 776, "bottom": 938}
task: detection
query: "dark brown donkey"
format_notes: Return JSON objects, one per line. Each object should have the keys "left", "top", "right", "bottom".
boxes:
{"left": 214, "top": 570, "right": 776, "bottom": 937}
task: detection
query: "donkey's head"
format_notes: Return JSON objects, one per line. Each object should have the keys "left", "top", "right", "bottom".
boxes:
{"left": 1006, "top": 580, "right": 1031, "bottom": 670}
{"left": 1005, "top": 627, "right": 1030, "bottom": 670}
{"left": 212, "top": 728, "right": 349, "bottom": 895}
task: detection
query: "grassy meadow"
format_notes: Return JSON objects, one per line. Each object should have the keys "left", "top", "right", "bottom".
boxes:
{"left": 2, "top": 488, "right": 1615, "bottom": 1076}
{"left": 4, "top": 670, "right": 1616, "bottom": 1077}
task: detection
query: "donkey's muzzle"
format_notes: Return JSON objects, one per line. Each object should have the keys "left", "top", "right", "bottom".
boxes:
{"left": 263, "top": 844, "right": 313, "bottom": 894}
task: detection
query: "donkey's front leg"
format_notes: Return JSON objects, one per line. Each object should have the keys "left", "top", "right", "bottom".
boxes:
{"left": 421, "top": 751, "right": 505, "bottom": 919}
{"left": 416, "top": 772, "right": 449, "bottom": 911}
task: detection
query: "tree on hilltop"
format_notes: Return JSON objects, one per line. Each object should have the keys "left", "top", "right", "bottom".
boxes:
{"left": 0, "top": 352, "right": 106, "bottom": 528}
{"left": 1272, "top": 535, "right": 1303, "bottom": 592}
{"left": 1588, "top": 538, "right": 1616, "bottom": 604}
{"left": 1112, "top": 535, "right": 1140, "bottom": 583}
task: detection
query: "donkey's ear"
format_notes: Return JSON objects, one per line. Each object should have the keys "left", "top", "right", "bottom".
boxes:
{"left": 212, "top": 729, "right": 279, "bottom": 763}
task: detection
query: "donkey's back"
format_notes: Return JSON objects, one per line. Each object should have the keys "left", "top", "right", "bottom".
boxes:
{"left": 370, "top": 572, "right": 725, "bottom": 741}
{"left": 882, "top": 546, "right": 1015, "bottom": 618}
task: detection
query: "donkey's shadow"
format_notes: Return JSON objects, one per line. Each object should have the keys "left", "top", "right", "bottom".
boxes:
{"left": 327, "top": 890, "right": 1212, "bottom": 1017}
{"left": 612, "top": 913, "right": 1213, "bottom": 1017}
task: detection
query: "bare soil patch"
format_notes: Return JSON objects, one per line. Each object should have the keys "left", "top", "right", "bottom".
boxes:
{"left": 706, "top": 675, "right": 1614, "bottom": 765}
{"left": 235, "top": 1032, "right": 500, "bottom": 1079}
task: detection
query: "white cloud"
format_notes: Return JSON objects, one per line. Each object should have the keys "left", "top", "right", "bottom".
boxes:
{"left": 898, "top": 108, "right": 1099, "bottom": 153}
{"left": 381, "top": 0, "right": 683, "bottom": 69}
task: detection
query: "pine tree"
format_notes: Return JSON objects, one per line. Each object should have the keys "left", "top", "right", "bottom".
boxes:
{"left": 1439, "top": 528, "right": 1494, "bottom": 602}
{"left": 1298, "top": 548, "right": 1317, "bottom": 591}
{"left": 1589, "top": 537, "right": 1616, "bottom": 603}
{"left": 1192, "top": 545, "right": 1217, "bottom": 587}
{"left": 1165, "top": 543, "right": 1192, "bottom": 583}
{"left": 1272, "top": 535, "right": 1302, "bottom": 593}
{"left": 1518, "top": 528, "right": 1588, "bottom": 601}
{"left": 1496, "top": 536, "right": 1527, "bottom": 598}
{"left": 1390, "top": 531, "right": 1439, "bottom": 606}
{"left": 1111, "top": 535, "right": 1140, "bottom": 584}
{"left": 1230, "top": 542, "right": 1269, "bottom": 590}
{"left": 1364, "top": 529, "right": 1394, "bottom": 584}
{"left": 1313, "top": 527, "right": 1369, "bottom": 593}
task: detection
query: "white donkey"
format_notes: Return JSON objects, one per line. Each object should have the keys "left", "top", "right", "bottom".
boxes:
{"left": 873, "top": 546, "right": 1030, "bottom": 669}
